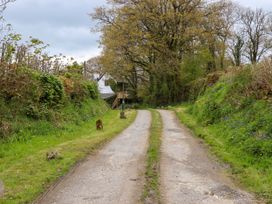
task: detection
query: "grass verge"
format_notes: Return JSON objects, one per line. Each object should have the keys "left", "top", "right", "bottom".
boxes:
{"left": 0, "top": 109, "right": 136, "bottom": 204}
{"left": 173, "top": 105, "right": 270, "bottom": 203}
{"left": 142, "top": 110, "right": 162, "bottom": 204}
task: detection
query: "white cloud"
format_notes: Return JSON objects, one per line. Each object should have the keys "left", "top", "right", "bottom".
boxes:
{"left": 4, "top": 0, "right": 106, "bottom": 61}
{"left": 234, "top": 0, "right": 272, "bottom": 10}
{"left": 64, "top": 47, "right": 102, "bottom": 63}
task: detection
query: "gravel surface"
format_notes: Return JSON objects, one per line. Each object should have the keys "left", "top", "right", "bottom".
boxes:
{"left": 38, "top": 110, "right": 151, "bottom": 204}
{"left": 159, "top": 110, "right": 257, "bottom": 204}
{"left": 37, "top": 109, "right": 258, "bottom": 204}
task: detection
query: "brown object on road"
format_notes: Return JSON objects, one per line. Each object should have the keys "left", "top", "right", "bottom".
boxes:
{"left": 96, "top": 119, "right": 103, "bottom": 130}
{"left": 158, "top": 110, "right": 257, "bottom": 204}
{"left": 37, "top": 110, "right": 151, "bottom": 204}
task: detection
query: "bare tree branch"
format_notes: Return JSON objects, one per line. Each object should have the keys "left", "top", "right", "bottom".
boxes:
{"left": 0, "top": 0, "right": 15, "bottom": 12}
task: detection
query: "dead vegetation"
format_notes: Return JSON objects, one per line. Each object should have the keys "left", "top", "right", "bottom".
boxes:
{"left": 46, "top": 150, "right": 61, "bottom": 161}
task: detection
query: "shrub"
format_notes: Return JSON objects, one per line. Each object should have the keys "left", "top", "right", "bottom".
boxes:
{"left": 60, "top": 75, "right": 99, "bottom": 104}
{"left": 0, "top": 66, "right": 41, "bottom": 104}
{"left": 187, "top": 72, "right": 223, "bottom": 101}
{"left": 24, "top": 103, "right": 41, "bottom": 119}
{"left": 84, "top": 81, "right": 99, "bottom": 99}
{"left": 0, "top": 64, "right": 103, "bottom": 141}
{"left": 39, "top": 74, "right": 64, "bottom": 107}
{"left": 0, "top": 121, "right": 12, "bottom": 139}
{"left": 249, "top": 60, "right": 272, "bottom": 99}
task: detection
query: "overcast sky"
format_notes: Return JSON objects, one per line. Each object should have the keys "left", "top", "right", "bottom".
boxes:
{"left": 3, "top": 0, "right": 272, "bottom": 62}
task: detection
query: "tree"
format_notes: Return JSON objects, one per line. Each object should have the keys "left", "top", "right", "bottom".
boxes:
{"left": 202, "top": 0, "right": 237, "bottom": 70}
{"left": 92, "top": 0, "right": 208, "bottom": 104}
{"left": 240, "top": 8, "right": 272, "bottom": 64}
{"left": 91, "top": 0, "right": 240, "bottom": 105}
{"left": 85, "top": 57, "right": 105, "bottom": 81}
{"left": 0, "top": 0, "right": 15, "bottom": 12}
{"left": 229, "top": 32, "right": 244, "bottom": 66}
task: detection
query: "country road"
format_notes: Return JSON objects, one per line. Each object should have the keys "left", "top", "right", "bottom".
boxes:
{"left": 159, "top": 110, "right": 256, "bottom": 204}
{"left": 37, "top": 110, "right": 257, "bottom": 204}
{"left": 37, "top": 110, "right": 151, "bottom": 204}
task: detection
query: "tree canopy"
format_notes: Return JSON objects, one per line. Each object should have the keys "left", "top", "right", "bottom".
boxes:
{"left": 91, "top": 0, "right": 272, "bottom": 105}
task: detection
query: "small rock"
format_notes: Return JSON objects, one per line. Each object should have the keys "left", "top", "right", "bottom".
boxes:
{"left": 204, "top": 191, "right": 209, "bottom": 195}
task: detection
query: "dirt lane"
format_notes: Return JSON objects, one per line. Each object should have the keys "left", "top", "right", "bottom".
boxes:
{"left": 38, "top": 110, "right": 151, "bottom": 204}
{"left": 158, "top": 110, "right": 256, "bottom": 204}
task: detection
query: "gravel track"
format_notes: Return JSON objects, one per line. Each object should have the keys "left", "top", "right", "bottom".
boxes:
{"left": 159, "top": 110, "right": 256, "bottom": 204}
{"left": 38, "top": 110, "right": 151, "bottom": 204}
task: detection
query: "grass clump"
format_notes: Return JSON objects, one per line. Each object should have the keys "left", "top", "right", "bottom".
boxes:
{"left": 142, "top": 110, "right": 162, "bottom": 204}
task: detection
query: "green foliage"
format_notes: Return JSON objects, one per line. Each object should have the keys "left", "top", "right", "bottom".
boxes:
{"left": 60, "top": 68, "right": 99, "bottom": 104}
{"left": 84, "top": 81, "right": 99, "bottom": 99}
{"left": 145, "top": 73, "right": 184, "bottom": 106}
{"left": 66, "top": 62, "right": 83, "bottom": 75}
{"left": 192, "top": 81, "right": 233, "bottom": 124}
{"left": 180, "top": 49, "right": 212, "bottom": 85}
{"left": 94, "top": 0, "right": 220, "bottom": 105}
{"left": 69, "top": 80, "right": 98, "bottom": 104}
{"left": 24, "top": 103, "right": 43, "bottom": 119}
{"left": 0, "top": 67, "right": 40, "bottom": 103}
{"left": 0, "top": 66, "right": 100, "bottom": 141}
{"left": 175, "top": 65, "right": 272, "bottom": 201}
{"left": 30, "top": 38, "right": 43, "bottom": 45}
{"left": 176, "top": 103, "right": 272, "bottom": 202}
{"left": 2, "top": 99, "right": 109, "bottom": 143}
{"left": 187, "top": 78, "right": 207, "bottom": 101}
{"left": 187, "top": 71, "right": 222, "bottom": 101}
{"left": 39, "top": 74, "right": 64, "bottom": 107}
{"left": 105, "top": 79, "right": 118, "bottom": 92}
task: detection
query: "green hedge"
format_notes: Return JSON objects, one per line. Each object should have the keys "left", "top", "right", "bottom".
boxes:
{"left": 0, "top": 66, "right": 101, "bottom": 141}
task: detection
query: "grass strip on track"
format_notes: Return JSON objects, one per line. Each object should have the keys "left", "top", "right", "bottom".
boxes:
{"left": 142, "top": 110, "right": 162, "bottom": 204}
